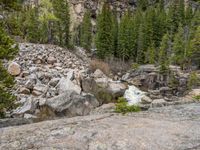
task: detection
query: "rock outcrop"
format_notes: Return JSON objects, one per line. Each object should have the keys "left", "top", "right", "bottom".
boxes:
{"left": 1, "top": 103, "right": 200, "bottom": 150}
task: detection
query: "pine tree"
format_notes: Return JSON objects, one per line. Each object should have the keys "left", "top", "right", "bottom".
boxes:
{"left": 118, "top": 11, "right": 135, "bottom": 61}
{"left": 136, "top": 22, "right": 146, "bottom": 64}
{"left": 95, "top": 2, "right": 114, "bottom": 59}
{"left": 26, "top": 8, "right": 41, "bottom": 43}
{"left": 159, "top": 33, "right": 170, "bottom": 74}
{"left": 178, "top": 0, "right": 185, "bottom": 25}
{"left": 190, "top": 26, "right": 200, "bottom": 67}
{"left": 112, "top": 9, "right": 119, "bottom": 57}
{"left": 146, "top": 43, "right": 156, "bottom": 64}
{"left": 0, "top": 61, "right": 16, "bottom": 118}
{"left": 52, "top": 0, "right": 70, "bottom": 46}
{"left": 0, "top": 24, "right": 18, "bottom": 59}
{"left": 167, "top": 2, "right": 180, "bottom": 37}
{"left": 80, "top": 10, "right": 92, "bottom": 51}
{"left": 0, "top": 1, "right": 19, "bottom": 117}
{"left": 172, "top": 25, "right": 185, "bottom": 67}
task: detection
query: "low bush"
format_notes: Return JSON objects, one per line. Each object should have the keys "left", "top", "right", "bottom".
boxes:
{"left": 115, "top": 97, "right": 141, "bottom": 114}
{"left": 187, "top": 72, "right": 200, "bottom": 89}
{"left": 90, "top": 59, "right": 111, "bottom": 76}
{"left": 193, "top": 95, "right": 200, "bottom": 101}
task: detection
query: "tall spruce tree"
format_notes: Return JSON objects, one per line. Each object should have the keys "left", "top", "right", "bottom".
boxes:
{"left": 136, "top": 14, "right": 147, "bottom": 64}
{"left": 172, "top": 25, "right": 185, "bottom": 67}
{"left": 118, "top": 11, "right": 135, "bottom": 61}
{"left": 190, "top": 26, "right": 200, "bottom": 67}
{"left": 80, "top": 10, "right": 92, "bottom": 51}
{"left": 159, "top": 33, "right": 170, "bottom": 74}
{"left": 52, "top": 0, "right": 70, "bottom": 46}
{"left": 112, "top": 9, "right": 119, "bottom": 57}
{"left": 95, "top": 2, "right": 114, "bottom": 59}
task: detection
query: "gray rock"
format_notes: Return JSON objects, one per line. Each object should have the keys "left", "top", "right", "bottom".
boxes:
{"left": 41, "top": 90, "right": 99, "bottom": 118}
{"left": 19, "top": 87, "right": 31, "bottom": 95}
{"left": 49, "top": 78, "right": 60, "bottom": 87}
{"left": 47, "top": 56, "right": 57, "bottom": 64}
{"left": 2, "top": 103, "right": 200, "bottom": 150}
{"left": 151, "top": 99, "right": 167, "bottom": 108}
{"left": 12, "top": 98, "right": 38, "bottom": 116}
{"left": 141, "top": 95, "right": 153, "bottom": 104}
{"left": 107, "top": 82, "right": 127, "bottom": 98}
{"left": 93, "top": 69, "right": 106, "bottom": 78}
{"left": 57, "top": 77, "right": 81, "bottom": 94}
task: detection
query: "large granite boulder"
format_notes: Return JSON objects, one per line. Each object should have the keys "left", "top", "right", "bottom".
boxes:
{"left": 57, "top": 77, "right": 82, "bottom": 94}
{"left": 82, "top": 70, "right": 127, "bottom": 104}
{"left": 39, "top": 90, "right": 99, "bottom": 118}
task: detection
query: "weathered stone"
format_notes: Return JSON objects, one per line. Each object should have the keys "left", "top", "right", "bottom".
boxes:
{"left": 107, "top": 82, "right": 127, "bottom": 98}
{"left": 57, "top": 77, "right": 81, "bottom": 94}
{"left": 40, "top": 90, "right": 99, "bottom": 118}
{"left": 12, "top": 98, "right": 38, "bottom": 116}
{"left": 47, "top": 56, "right": 57, "bottom": 64}
{"left": 8, "top": 62, "right": 21, "bottom": 76}
{"left": 151, "top": 99, "right": 167, "bottom": 108}
{"left": 1, "top": 104, "right": 200, "bottom": 149}
{"left": 19, "top": 87, "right": 31, "bottom": 95}
{"left": 141, "top": 95, "right": 153, "bottom": 104}
{"left": 49, "top": 78, "right": 60, "bottom": 87}
{"left": 93, "top": 69, "right": 105, "bottom": 78}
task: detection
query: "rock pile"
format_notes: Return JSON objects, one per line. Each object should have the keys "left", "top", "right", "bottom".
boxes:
{"left": 5, "top": 43, "right": 98, "bottom": 119}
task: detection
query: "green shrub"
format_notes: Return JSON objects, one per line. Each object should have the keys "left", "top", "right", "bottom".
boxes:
{"left": 193, "top": 95, "right": 200, "bottom": 101}
{"left": 0, "top": 61, "right": 17, "bottom": 118}
{"left": 187, "top": 72, "right": 200, "bottom": 89}
{"left": 132, "top": 63, "right": 140, "bottom": 70}
{"left": 115, "top": 97, "right": 141, "bottom": 114}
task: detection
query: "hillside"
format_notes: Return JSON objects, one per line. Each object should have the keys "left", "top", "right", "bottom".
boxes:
{"left": 0, "top": 0, "right": 200, "bottom": 149}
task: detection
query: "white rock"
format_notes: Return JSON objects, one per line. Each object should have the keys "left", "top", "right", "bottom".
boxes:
{"left": 8, "top": 62, "right": 21, "bottom": 76}
{"left": 57, "top": 77, "right": 81, "bottom": 95}
{"left": 124, "top": 85, "right": 146, "bottom": 105}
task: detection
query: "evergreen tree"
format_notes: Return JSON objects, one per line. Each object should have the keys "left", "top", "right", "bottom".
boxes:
{"left": 136, "top": 22, "right": 146, "bottom": 64}
{"left": 118, "top": 11, "right": 135, "bottom": 61}
{"left": 0, "top": 61, "right": 16, "bottom": 117}
{"left": 0, "top": 24, "right": 18, "bottom": 59}
{"left": 112, "top": 9, "right": 119, "bottom": 57}
{"left": 167, "top": 2, "right": 180, "bottom": 37}
{"left": 159, "top": 33, "right": 170, "bottom": 74}
{"left": 52, "top": 0, "right": 70, "bottom": 46}
{"left": 190, "top": 26, "right": 200, "bottom": 67}
{"left": 172, "top": 25, "right": 185, "bottom": 67}
{"left": 178, "top": 0, "right": 185, "bottom": 25}
{"left": 95, "top": 2, "right": 114, "bottom": 59}
{"left": 146, "top": 43, "right": 156, "bottom": 64}
{"left": 0, "top": 0, "right": 19, "bottom": 117}
{"left": 80, "top": 10, "right": 92, "bottom": 51}
{"left": 26, "top": 8, "right": 41, "bottom": 43}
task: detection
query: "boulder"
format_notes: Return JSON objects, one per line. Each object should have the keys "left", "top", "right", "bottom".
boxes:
{"left": 40, "top": 90, "right": 99, "bottom": 118}
{"left": 107, "top": 82, "right": 127, "bottom": 98}
{"left": 12, "top": 98, "right": 38, "bottom": 117}
{"left": 19, "top": 87, "right": 31, "bottom": 95}
{"left": 8, "top": 62, "right": 21, "bottom": 76}
{"left": 49, "top": 78, "right": 60, "bottom": 87}
{"left": 93, "top": 69, "right": 106, "bottom": 78}
{"left": 57, "top": 77, "right": 81, "bottom": 94}
{"left": 47, "top": 56, "right": 57, "bottom": 64}
{"left": 141, "top": 95, "right": 153, "bottom": 104}
{"left": 151, "top": 99, "right": 167, "bottom": 108}
{"left": 82, "top": 77, "right": 127, "bottom": 104}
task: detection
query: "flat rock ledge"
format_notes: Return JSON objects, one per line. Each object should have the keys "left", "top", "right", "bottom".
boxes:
{"left": 1, "top": 103, "right": 200, "bottom": 150}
